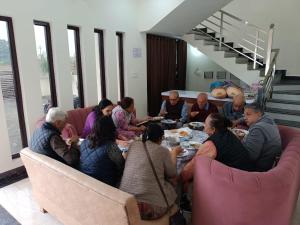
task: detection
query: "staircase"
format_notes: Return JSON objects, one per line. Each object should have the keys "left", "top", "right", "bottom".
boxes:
{"left": 182, "top": 10, "right": 276, "bottom": 86}
{"left": 265, "top": 76, "right": 300, "bottom": 129}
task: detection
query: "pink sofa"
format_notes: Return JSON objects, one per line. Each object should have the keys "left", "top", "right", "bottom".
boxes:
{"left": 192, "top": 125, "right": 300, "bottom": 225}
{"left": 36, "top": 106, "right": 94, "bottom": 139}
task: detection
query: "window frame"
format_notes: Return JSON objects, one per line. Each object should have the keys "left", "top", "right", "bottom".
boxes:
{"left": 0, "top": 16, "right": 28, "bottom": 159}
{"left": 33, "top": 20, "right": 58, "bottom": 107}
{"left": 116, "top": 32, "right": 125, "bottom": 100}
{"left": 94, "top": 29, "right": 106, "bottom": 99}
{"left": 67, "top": 25, "right": 84, "bottom": 108}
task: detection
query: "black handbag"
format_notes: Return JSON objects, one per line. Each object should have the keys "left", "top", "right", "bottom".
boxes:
{"left": 142, "top": 142, "right": 186, "bottom": 225}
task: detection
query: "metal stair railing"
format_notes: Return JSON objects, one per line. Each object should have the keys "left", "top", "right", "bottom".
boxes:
{"left": 258, "top": 49, "right": 280, "bottom": 109}
{"left": 191, "top": 10, "right": 275, "bottom": 75}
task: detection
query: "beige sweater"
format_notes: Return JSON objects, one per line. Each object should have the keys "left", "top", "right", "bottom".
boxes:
{"left": 120, "top": 141, "right": 177, "bottom": 208}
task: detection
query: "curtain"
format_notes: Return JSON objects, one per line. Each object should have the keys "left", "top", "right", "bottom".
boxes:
{"left": 147, "top": 34, "right": 187, "bottom": 116}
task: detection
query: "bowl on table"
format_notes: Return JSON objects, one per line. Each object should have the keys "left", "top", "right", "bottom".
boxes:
{"left": 188, "top": 122, "right": 204, "bottom": 131}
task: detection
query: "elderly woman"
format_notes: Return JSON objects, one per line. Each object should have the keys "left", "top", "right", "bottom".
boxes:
{"left": 112, "top": 97, "right": 148, "bottom": 140}
{"left": 180, "top": 113, "right": 253, "bottom": 211}
{"left": 119, "top": 123, "right": 182, "bottom": 220}
{"left": 81, "top": 99, "right": 114, "bottom": 138}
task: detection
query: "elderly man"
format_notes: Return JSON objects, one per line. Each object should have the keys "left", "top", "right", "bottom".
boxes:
{"left": 242, "top": 103, "right": 282, "bottom": 171}
{"left": 30, "top": 107, "right": 80, "bottom": 167}
{"left": 223, "top": 94, "right": 246, "bottom": 127}
{"left": 190, "top": 93, "right": 218, "bottom": 122}
{"left": 159, "top": 90, "right": 188, "bottom": 123}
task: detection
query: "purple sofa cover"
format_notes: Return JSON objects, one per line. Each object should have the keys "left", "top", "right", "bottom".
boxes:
{"left": 192, "top": 125, "right": 300, "bottom": 225}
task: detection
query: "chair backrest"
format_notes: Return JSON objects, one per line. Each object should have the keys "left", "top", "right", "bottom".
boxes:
{"left": 20, "top": 148, "right": 141, "bottom": 225}
{"left": 66, "top": 106, "right": 94, "bottom": 136}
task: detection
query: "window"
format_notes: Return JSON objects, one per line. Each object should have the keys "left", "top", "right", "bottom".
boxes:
{"left": 0, "top": 16, "right": 27, "bottom": 158}
{"left": 116, "top": 32, "right": 124, "bottom": 100}
{"left": 34, "top": 20, "right": 57, "bottom": 114}
{"left": 94, "top": 29, "right": 106, "bottom": 99}
{"left": 67, "top": 26, "right": 84, "bottom": 108}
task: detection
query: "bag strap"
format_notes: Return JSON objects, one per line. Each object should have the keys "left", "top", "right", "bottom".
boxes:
{"left": 142, "top": 141, "right": 170, "bottom": 210}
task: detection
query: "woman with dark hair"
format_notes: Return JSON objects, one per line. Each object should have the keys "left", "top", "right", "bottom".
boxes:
{"left": 180, "top": 113, "right": 253, "bottom": 210}
{"left": 112, "top": 97, "right": 149, "bottom": 140}
{"left": 182, "top": 113, "right": 253, "bottom": 178}
{"left": 120, "top": 123, "right": 182, "bottom": 220}
{"left": 81, "top": 99, "right": 113, "bottom": 138}
{"left": 80, "top": 116, "right": 125, "bottom": 187}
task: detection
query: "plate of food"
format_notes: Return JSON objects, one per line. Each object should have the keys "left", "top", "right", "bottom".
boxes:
{"left": 188, "top": 122, "right": 204, "bottom": 131}
{"left": 189, "top": 141, "right": 202, "bottom": 149}
{"left": 179, "top": 130, "right": 189, "bottom": 137}
{"left": 161, "top": 119, "right": 177, "bottom": 124}
{"left": 231, "top": 128, "right": 249, "bottom": 138}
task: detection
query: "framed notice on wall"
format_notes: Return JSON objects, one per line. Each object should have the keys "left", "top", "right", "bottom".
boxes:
{"left": 204, "top": 71, "right": 213, "bottom": 79}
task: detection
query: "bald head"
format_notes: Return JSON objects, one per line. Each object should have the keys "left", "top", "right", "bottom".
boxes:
{"left": 232, "top": 94, "right": 245, "bottom": 112}
{"left": 197, "top": 93, "right": 208, "bottom": 109}
{"left": 169, "top": 90, "right": 180, "bottom": 105}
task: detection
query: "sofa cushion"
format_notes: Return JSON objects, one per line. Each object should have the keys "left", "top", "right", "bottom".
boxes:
{"left": 66, "top": 107, "right": 93, "bottom": 136}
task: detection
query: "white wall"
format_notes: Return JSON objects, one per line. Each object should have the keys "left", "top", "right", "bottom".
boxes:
{"left": 223, "top": 0, "right": 300, "bottom": 75}
{"left": 0, "top": 0, "right": 147, "bottom": 173}
{"left": 186, "top": 44, "right": 240, "bottom": 92}
{"left": 136, "top": 0, "right": 184, "bottom": 32}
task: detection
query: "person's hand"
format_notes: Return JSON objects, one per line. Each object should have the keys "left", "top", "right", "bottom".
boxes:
{"left": 190, "top": 111, "right": 199, "bottom": 117}
{"left": 142, "top": 115, "right": 152, "bottom": 121}
{"left": 171, "top": 146, "right": 183, "bottom": 156}
{"left": 160, "top": 111, "right": 168, "bottom": 116}
{"left": 117, "top": 140, "right": 130, "bottom": 148}
{"left": 122, "top": 151, "right": 128, "bottom": 159}
{"left": 232, "top": 120, "right": 239, "bottom": 127}
{"left": 66, "top": 135, "right": 79, "bottom": 145}
{"left": 118, "top": 134, "right": 129, "bottom": 141}
{"left": 139, "top": 125, "right": 146, "bottom": 132}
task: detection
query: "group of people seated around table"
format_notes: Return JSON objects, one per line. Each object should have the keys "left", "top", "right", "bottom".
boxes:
{"left": 29, "top": 90, "right": 282, "bottom": 220}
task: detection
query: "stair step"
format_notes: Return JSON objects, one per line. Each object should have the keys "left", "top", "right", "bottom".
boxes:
{"left": 214, "top": 46, "right": 229, "bottom": 51}
{"left": 194, "top": 34, "right": 213, "bottom": 40}
{"left": 203, "top": 40, "right": 219, "bottom": 46}
{"left": 267, "top": 102, "right": 300, "bottom": 110}
{"left": 265, "top": 107, "right": 300, "bottom": 116}
{"left": 224, "top": 51, "right": 239, "bottom": 58}
{"left": 207, "top": 32, "right": 216, "bottom": 37}
{"left": 225, "top": 42, "right": 234, "bottom": 47}
{"left": 268, "top": 99, "right": 300, "bottom": 105}
{"left": 273, "top": 85, "right": 300, "bottom": 91}
{"left": 273, "top": 90, "right": 300, "bottom": 95}
{"left": 272, "top": 93, "right": 300, "bottom": 101}
{"left": 265, "top": 112, "right": 300, "bottom": 122}
{"left": 274, "top": 119, "right": 300, "bottom": 128}
{"left": 247, "top": 62, "right": 265, "bottom": 70}
{"left": 199, "top": 28, "right": 207, "bottom": 33}
{"left": 235, "top": 57, "right": 249, "bottom": 64}
{"left": 215, "top": 37, "right": 225, "bottom": 42}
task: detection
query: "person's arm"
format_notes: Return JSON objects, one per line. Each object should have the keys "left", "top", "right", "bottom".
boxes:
{"left": 190, "top": 104, "right": 199, "bottom": 118}
{"left": 180, "top": 102, "right": 189, "bottom": 123}
{"left": 159, "top": 100, "right": 167, "bottom": 116}
{"left": 223, "top": 102, "right": 235, "bottom": 121}
{"left": 50, "top": 135, "right": 80, "bottom": 167}
{"left": 107, "top": 143, "right": 125, "bottom": 175}
{"left": 242, "top": 128, "right": 264, "bottom": 161}
{"left": 164, "top": 147, "right": 181, "bottom": 178}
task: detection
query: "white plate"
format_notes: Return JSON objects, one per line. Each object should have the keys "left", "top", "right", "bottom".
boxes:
{"left": 231, "top": 128, "right": 249, "bottom": 137}
{"left": 177, "top": 149, "right": 189, "bottom": 158}
{"left": 188, "top": 141, "right": 202, "bottom": 149}
{"left": 189, "top": 122, "right": 204, "bottom": 128}
{"left": 161, "top": 119, "right": 177, "bottom": 124}
{"left": 152, "top": 116, "right": 164, "bottom": 121}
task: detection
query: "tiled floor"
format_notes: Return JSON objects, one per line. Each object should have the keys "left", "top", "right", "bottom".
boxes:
{"left": 0, "top": 178, "right": 299, "bottom": 225}
{"left": 0, "top": 179, "right": 62, "bottom": 225}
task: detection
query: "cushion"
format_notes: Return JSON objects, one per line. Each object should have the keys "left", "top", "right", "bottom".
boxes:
{"left": 211, "top": 87, "right": 227, "bottom": 99}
